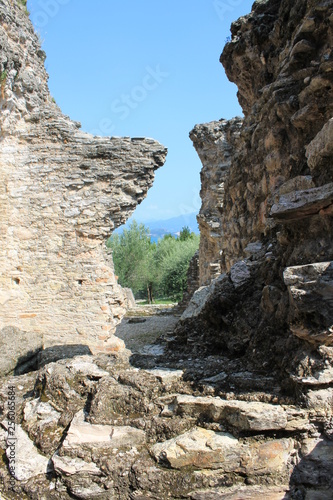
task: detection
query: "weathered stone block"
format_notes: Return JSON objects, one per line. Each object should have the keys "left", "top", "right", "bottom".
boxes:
{"left": 174, "top": 395, "right": 288, "bottom": 432}
{"left": 270, "top": 183, "right": 333, "bottom": 221}
{"left": 284, "top": 262, "right": 333, "bottom": 345}
{"left": 152, "top": 426, "right": 294, "bottom": 476}
{"left": 306, "top": 118, "right": 333, "bottom": 174}
{"left": 5, "top": 424, "right": 51, "bottom": 481}
{"left": 152, "top": 427, "right": 240, "bottom": 470}
{"left": 62, "top": 409, "right": 146, "bottom": 451}
{"left": 52, "top": 453, "right": 102, "bottom": 477}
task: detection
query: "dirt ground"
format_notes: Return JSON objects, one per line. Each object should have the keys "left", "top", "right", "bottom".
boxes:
{"left": 115, "top": 304, "right": 180, "bottom": 355}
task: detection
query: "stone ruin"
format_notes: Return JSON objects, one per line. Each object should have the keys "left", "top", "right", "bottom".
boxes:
{"left": 0, "top": 0, "right": 332, "bottom": 498}
{"left": 0, "top": 0, "right": 167, "bottom": 356}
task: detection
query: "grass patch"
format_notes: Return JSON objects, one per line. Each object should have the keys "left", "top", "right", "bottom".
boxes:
{"left": 1, "top": 70, "right": 7, "bottom": 99}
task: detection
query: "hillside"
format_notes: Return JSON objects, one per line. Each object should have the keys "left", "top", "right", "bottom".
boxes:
{"left": 115, "top": 212, "right": 199, "bottom": 241}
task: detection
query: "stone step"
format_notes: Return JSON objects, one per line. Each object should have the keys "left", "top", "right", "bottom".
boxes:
{"left": 170, "top": 395, "right": 310, "bottom": 433}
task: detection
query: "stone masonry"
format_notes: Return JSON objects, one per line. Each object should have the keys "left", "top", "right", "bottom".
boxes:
{"left": 0, "top": 1, "right": 333, "bottom": 499}
{"left": 0, "top": 0, "right": 167, "bottom": 353}
{"left": 190, "top": 118, "right": 242, "bottom": 285}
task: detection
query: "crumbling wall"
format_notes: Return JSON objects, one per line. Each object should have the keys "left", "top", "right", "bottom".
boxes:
{"left": 190, "top": 118, "right": 242, "bottom": 285}
{"left": 0, "top": 0, "right": 167, "bottom": 352}
{"left": 221, "top": 0, "right": 333, "bottom": 271}
{"left": 173, "top": 0, "right": 333, "bottom": 397}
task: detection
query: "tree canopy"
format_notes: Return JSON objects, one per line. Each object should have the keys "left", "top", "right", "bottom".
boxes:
{"left": 107, "top": 221, "right": 199, "bottom": 301}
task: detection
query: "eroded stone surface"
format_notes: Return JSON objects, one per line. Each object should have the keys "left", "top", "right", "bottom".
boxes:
{"left": 270, "top": 183, "right": 333, "bottom": 221}
{"left": 188, "top": 485, "right": 290, "bottom": 500}
{"left": 190, "top": 119, "right": 242, "bottom": 285}
{"left": 0, "top": 0, "right": 167, "bottom": 356}
{"left": 284, "top": 262, "right": 333, "bottom": 345}
{"left": 152, "top": 427, "right": 240, "bottom": 470}
{"left": 174, "top": 395, "right": 288, "bottom": 432}
{"left": 152, "top": 427, "right": 294, "bottom": 476}
{"left": 306, "top": 118, "right": 333, "bottom": 177}
{"left": 0, "top": 326, "right": 43, "bottom": 376}
{"left": 62, "top": 409, "right": 146, "bottom": 450}
{"left": 52, "top": 453, "right": 102, "bottom": 477}
{"left": 5, "top": 424, "right": 50, "bottom": 481}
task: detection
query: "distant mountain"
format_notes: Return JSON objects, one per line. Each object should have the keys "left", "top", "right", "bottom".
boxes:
{"left": 115, "top": 212, "right": 199, "bottom": 242}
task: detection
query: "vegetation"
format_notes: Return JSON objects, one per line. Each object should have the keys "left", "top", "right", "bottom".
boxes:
{"left": 0, "top": 70, "right": 7, "bottom": 100}
{"left": 108, "top": 221, "right": 199, "bottom": 302}
{"left": 17, "top": 0, "right": 29, "bottom": 14}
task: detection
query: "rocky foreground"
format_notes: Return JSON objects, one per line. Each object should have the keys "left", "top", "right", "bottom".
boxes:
{"left": 0, "top": 339, "right": 331, "bottom": 500}
{"left": 0, "top": 303, "right": 332, "bottom": 499}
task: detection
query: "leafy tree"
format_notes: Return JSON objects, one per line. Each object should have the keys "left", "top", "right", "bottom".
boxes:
{"left": 158, "top": 235, "right": 199, "bottom": 300}
{"left": 179, "top": 225, "right": 194, "bottom": 241}
{"left": 108, "top": 221, "right": 200, "bottom": 302}
{"left": 108, "top": 221, "right": 154, "bottom": 298}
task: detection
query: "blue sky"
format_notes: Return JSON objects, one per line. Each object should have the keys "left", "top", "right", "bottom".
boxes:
{"left": 27, "top": 0, "right": 253, "bottom": 222}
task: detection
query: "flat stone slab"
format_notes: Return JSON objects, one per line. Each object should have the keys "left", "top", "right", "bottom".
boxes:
{"left": 174, "top": 395, "right": 288, "bottom": 431}
{"left": 52, "top": 453, "right": 102, "bottom": 476}
{"left": 188, "top": 485, "right": 290, "bottom": 499}
{"left": 64, "top": 356, "right": 110, "bottom": 378}
{"left": 152, "top": 427, "right": 294, "bottom": 474}
{"left": 145, "top": 368, "right": 184, "bottom": 384}
{"left": 5, "top": 424, "right": 50, "bottom": 481}
{"left": 270, "top": 182, "right": 333, "bottom": 221}
{"left": 62, "top": 409, "right": 146, "bottom": 450}
{"left": 140, "top": 344, "right": 165, "bottom": 356}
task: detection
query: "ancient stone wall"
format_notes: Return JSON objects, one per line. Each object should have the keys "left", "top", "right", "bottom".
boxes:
{"left": 190, "top": 118, "right": 242, "bottom": 285}
{"left": 174, "top": 0, "right": 333, "bottom": 410}
{"left": 221, "top": 0, "right": 333, "bottom": 271}
{"left": 0, "top": 0, "right": 167, "bottom": 352}
{"left": 170, "top": 5, "right": 333, "bottom": 495}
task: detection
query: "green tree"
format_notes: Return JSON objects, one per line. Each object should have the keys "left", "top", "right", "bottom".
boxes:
{"left": 108, "top": 220, "right": 154, "bottom": 298}
{"left": 108, "top": 222, "right": 200, "bottom": 302}
{"left": 157, "top": 234, "right": 200, "bottom": 300}
{"left": 179, "top": 225, "right": 194, "bottom": 241}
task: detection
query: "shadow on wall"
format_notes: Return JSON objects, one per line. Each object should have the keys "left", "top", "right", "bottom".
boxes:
{"left": 287, "top": 437, "right": 333, "bottom": 499}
